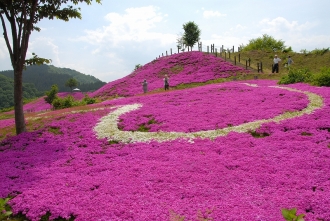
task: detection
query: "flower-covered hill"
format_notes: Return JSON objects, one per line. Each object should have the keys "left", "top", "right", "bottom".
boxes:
{"left": 0, "top": 80, "right": 330, "bottom": 221}
{"left": 90, "top": 51, "right": 249, "bottom": 98}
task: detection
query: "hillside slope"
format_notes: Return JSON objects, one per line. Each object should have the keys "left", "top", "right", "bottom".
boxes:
{"left": 91, "top": 51, "right": 249, "bottom": 98}
{"left": 0, "top": 64, "right": 106, "bottom": 92}
{"left": 0, "top": 74, "right": 41, "bottom": 110}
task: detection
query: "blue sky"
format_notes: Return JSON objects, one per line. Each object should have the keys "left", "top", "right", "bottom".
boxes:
{"left": 1, "top": 0, "right": 329, "bottom": 82}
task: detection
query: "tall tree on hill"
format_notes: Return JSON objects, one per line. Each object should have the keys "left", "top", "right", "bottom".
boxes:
{"left": 0, "top": 0, "right": 101, "bottom": 135}
{"left": 182, "top": 21, "right": 201, "bottom": 51}
{"left": 65, "top": 78, "right": 79, "bottom": 92}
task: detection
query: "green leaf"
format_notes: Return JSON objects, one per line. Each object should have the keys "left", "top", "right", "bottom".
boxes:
{"left": 281, "top": 208, "right": 297, "bottom": 220}
{"left": 296, "top": 214, "right": 305, "bottom": 221}
{"left": 4, "top": 211, "right": 13, "bottom": 216}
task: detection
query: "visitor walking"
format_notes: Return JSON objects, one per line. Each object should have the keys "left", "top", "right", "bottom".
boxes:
{"left": 142, "top": 79, "right": 148, "bottom": 93}
{"left": 287, "top": 56, "right": 293, "bottom": 66}
{"left": 164, "top": 75, "right": 170, "bottom": 91}
{"left": 272, "top": 55, "right": 281, "bottom": 74}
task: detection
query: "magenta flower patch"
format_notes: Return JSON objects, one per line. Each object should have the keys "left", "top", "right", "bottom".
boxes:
{"left": 90, "top": 51, "right": 249, "bottom": 98}
{"left": 0, "top": 81, "right": 329, "bottom": 221}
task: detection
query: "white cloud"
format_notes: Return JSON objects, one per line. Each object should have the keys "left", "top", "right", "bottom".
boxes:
{"left": 27, "top": 37, "right": 61, "bottom": 66}
{"left": 78, "top": 6, "right": 176, "bottom": 48}
{"left": 203, "top": 10, "right": 227, "bottom": 18}
{"left": 257, "top": 17, "right": 327, "bottom": 51}
{"left": 0, "top": 38, "right": 8, "bottom": 59}
{"left": 259, "top": 17, "right": 316, "bottom": 34}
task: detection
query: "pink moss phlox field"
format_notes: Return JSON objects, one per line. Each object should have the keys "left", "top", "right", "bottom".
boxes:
{"left": 90, "top": 51, "right": 249, "bottom": 98}
{"left": 114, "top": 82, "right": 309, "bottom": 132}
{"left": 58, "top": 92, "right": 86, "bottom": 100}
{"left": 0, "top": 118, "right": 15, "bottom": 129}
{"left": 0, "top": 81, "right": 329, "bottom": 220}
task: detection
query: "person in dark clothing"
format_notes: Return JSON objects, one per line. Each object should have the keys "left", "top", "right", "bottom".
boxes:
{"left": 142, "top": 79, "right": 148, "bottom": 93}
{"left": 164, "top": 75, "right": 169, "bottom": 90}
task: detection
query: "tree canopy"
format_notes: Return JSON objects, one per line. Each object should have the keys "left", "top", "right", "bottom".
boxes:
{"left": 65, "top": 78, "right": 79, "bottom": 92}
{"left": 241, "top": 34, "right": 288, "bottom": 52}
{"left": 182, "top": 21, "right": 201, "bottom": 50}
{"left": 0, "top": 0, "right": 101, "bottom": 134}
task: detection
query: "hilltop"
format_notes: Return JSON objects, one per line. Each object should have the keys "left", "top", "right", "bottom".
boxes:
{"left": 91, "top": 51, "right": 249, "bottom": 99}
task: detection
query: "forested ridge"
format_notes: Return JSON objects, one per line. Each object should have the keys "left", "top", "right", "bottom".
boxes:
{"left": 0, "top": 64, "right": 106, "bottom": 110}
{"left": 0, "top": 74, "right": 42, "bottom": 110}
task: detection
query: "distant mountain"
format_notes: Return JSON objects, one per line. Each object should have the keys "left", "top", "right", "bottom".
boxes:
{"left": 0, "top": 64, "right": 106, "bottom": 92}
{"left": 0, "top": 74, "right": 42, "bottom": 110}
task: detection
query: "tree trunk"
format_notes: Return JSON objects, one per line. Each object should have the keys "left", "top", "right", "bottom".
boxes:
{"left": 14, "top": 66, "right": 26, "bottom": 134}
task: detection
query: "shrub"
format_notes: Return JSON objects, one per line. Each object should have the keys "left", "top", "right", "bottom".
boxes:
{"left": 44, "top": 84, "right": 58, "bottom": 104}
{"left": 310, "top": 47, "right": 329, "bottom": 55}
{"left": 52, "top": 95, "right": 78, "bottom": 110}
{"left": 278, "top": 68, "right": 312, "bottom": 85}
{"left": 82, "top": 94, "right": 96, "bottom": 104}
{"left": 312, "top": 67, "right": 330, "bottom": 86}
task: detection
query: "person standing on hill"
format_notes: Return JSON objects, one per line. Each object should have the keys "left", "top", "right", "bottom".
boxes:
{"left": 164, "top": 75, "right": 170, "bottom": 91}
{"left": 142, "top": 79, "right": 148, "bottom": 93}
{"left": 287, "top": 56, "right": 294, "bottom": 66}
{"left": 272, "top": 55, "right": 281, "bottom": 74}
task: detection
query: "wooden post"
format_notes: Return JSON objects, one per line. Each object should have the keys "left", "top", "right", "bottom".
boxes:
{"left": 260, "top": 62, "right": 263, "bottom": 72}
{"left": 234, "top": 56, "right": 236, "bottom": 65}
{"left": 225, "top": 52, "right": 226, "bottom": 61}
{"left": 215, "top": 48, "right": 217, "bottom": 57}
{"left": 248, "top": 58, "right": 251, "bottom": 67}
{"left": 232, "top": 46, "right": 234, "bottom": 53}
{"left": 166, "top": 51, "right": 168, "bottom": 56}
{"left": 229, "top": 51, "right": 231, "bottom": 59}
{"left": 222, "top": 45, "right": 224, "bottom": 53}
{"left": 171, "top": 48, "right": 172, "bottom": 55}
{"left": 257, "top": 63, "right": 260, "bottom": 73}
{"left": 162, "top": 53, "right": 164, "bottom": 57}
{"left": 177, "top": 46, "right": 180, "bottom": 53}
{"left": 246, "top": 60, "right": 248, "bottom": 70}
{"left": 207, "top": 46, "right": 209, "bottom": 53}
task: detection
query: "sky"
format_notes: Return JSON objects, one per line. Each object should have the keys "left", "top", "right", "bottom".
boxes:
{"left": 1, "top": 0, "right": 330, "bottom": 83}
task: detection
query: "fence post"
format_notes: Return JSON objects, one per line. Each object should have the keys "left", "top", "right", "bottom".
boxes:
{"left": 207, "top": 46, "right": 209, "bottom": 53}
{"left": 257, "top": 63, "right": 260, "bottom": 73}
{"left": 234, "top": 56, "right": 236, "bottom": 65}
{"left": 248, "top": 58, "right": 251, "bottom": 67}
{"left": 215, "top": 48, "right": 217, "bottom": 57}
{"left": 232, "top": 46, "right": 234, "bottom": 53}
{"left": 222, "top": 45, "right": 224, "bottom": 53}
{"left": 166, "top": 51, "right": 168, "bottom": 56}
{"left": 162, "top": 53, "right": 164, "bottom": 57}
{"left": 171, "top": 48, "right": 172, "bottom": 55}
{"left": 260, "top": 62, "right": 263, "bottom": 72}
{"left": 225, "top": 52, "right": 226, "bottom": 61}
{"left": 238, "top": 54, "right": 240, "bottom": 63}
{"left": 229, "top": 51, "right": 231, "bottom": 59}
{"left": 246, "top": 60, "right": 248, "bottom": 70}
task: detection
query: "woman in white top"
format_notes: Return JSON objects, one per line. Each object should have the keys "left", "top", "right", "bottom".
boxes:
{"left": 272, "top": 55, "right": 281, "bottom": 73}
